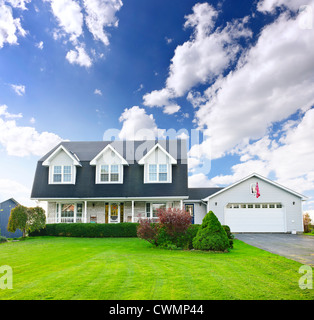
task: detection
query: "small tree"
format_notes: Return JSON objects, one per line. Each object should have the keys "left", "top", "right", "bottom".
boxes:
{"left": 27, "top": 207, "right": 46, "bottom": 234}
{"left": 193, "top": 211, "right": 230, "bottom": 252}
{"left": 303, "top": 213, "right": 312, "bottom": 233}
{"left": 7, "top": 205, "right": 46, "bottom": 237}
{"left": 7, "top": 205, "right": 28, "bottom": 237}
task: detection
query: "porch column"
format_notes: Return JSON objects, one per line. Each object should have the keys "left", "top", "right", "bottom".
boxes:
{"left": 118, "top": 204, "right": 121, "bottom": 223}
{"left": 108, "top": 202, "right": 111, "bottom": 224}
{"left": 84, "top": 201, "right": 87, "bottom": 223}
{"left": 180, "top": 200, "right": 183, "bottom": 210}
{"left": 131, "top": 200, "right": 134, "bottom": 223}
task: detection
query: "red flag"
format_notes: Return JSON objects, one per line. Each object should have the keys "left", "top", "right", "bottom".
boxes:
{"left": 256, "top": 182, "right": 260, "bottom": 198}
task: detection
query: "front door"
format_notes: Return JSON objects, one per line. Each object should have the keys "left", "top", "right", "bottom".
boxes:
{"left": 185, "top": 204, "right": 194, "bottom": 224}
{"left": 105, "top": 203, "right": 124, "bottom": 223}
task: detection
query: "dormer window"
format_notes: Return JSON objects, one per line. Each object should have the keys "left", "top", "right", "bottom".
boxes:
{"left": 100, "top": 164, "right": 120, "bottom": 182}
{"left": 148, "top": 164, "right": 168, "bottom": 182}
{"left": 139, "top": 143, "right": 177, "bottom": 184}
{"left": 90, "top": 144, "right": 128, "bottom": 184}
{"left": 43, "top": 145, "right": 81, "bottom": 185}
{"left": 52, "top": 165, "right": 73, "bottom": 183}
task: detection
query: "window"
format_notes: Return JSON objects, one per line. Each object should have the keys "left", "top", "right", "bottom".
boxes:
{"left": 255, "top": 204, "right": 261, "bottom": 208}
{"left": 61, "top": 204, "right": 75, "bottom": 223}
{"left": 146, "top": 203, "right": 151, "bottom": 218}
{"left": 241, "top": 204, "right": 246, "bottom": 209}
{"left": 100, "top": 165, "right": 109, "bottom": 182}
{"left": 53, "top": 166, "right": 62, "bottom": 182}
{"left": 276, "top": 203, "right": 282, "bottom": 208}
{"left": 76, "top": 203, "right": 83, "bottom": 223}
{"left": 152, "top": 203, "right": 166, "bottom": 218}
{"left": 148, "top": 164, "right": 169, "bottom": 182}
{"left": 58, "top": 203, "right": 83, "bottom": 223}
{"left": 52, "top": 165, "right": 72, "bottom": 183}
{"left": 248, "top": 204, "right": 254, "bottom": 208}
{"left": 111, "top": 165, "right": 119, "bottom": 182}
{"left": 262, "top": 204, "right": 268, "bottom": 208}
{"left": 159, "top": 164, "right": 168, "bottom": 181}
{"left": 148, "top": 164, "right": 157, "bottom": 181}
{"left": 63, "top": 166, "right": 72, "bottom": 182}
{"left": 233, "top": 204, "right": 239, "bottom": 209}
{"left": 269, "top": 204, "right": 275, "bottom": 208}
{"left": 99, "top": 164, "right": 120, "bottom": 183}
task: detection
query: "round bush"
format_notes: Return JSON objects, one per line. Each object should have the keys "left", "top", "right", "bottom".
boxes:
{"left": 192, "top": 211, "right": 230, "bottom": 252}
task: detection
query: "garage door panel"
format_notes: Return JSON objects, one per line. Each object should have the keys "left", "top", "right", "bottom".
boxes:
{"left": 225, "top": 208, "right": 285, "bottom": 233}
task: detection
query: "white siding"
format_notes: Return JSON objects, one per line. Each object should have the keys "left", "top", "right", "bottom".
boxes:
{"left": 206, "top": 177, "right": 303, "bottom": 233}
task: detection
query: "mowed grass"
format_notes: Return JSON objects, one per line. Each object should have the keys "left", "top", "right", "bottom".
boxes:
{"left": 0, "top": 237, "right": 313, "bottom": 300}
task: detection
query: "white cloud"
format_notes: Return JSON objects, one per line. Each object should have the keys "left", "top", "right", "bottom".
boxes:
{"left": 0, "top": 105, "right": 63, "bottom": 157}
{"left": 36, "top": 40, "right": 43, "bottom": 49}
{"left": 0, "top": 104, "right": 22, "bottom": 118}
{"left": 118, "top": 106, "right": 164, "bottom": 140}
{"left": 257, "top": 0, "right": 309, "bottom": 13}
{"left": 10, "top": 84, "right": 25, "bottom": 96}
{"left": 0, "top": 2, "right": 27, "bottom": 48}
{"left": 165, "top": 37, "right": 173, "bottom": 44}
{"left": 0, "top": 178, "right": 35, "bottom": 207}
{"left": 143, "top": 2, "right": 251, "bottom": 114}
{"left": 163, "top": 104, "right": 181, "bottom": 115}
{"left": 83, "top": 0, "right": 123, "bottom": 46}
{"left": 5, "top": 0, "right": 31, "bottom": 10}
{"left": 196, "top": 108, "right": 314, "bottom": 194}
{"left": 66, "top": 46, "right": 92, "bottom": 67}
{"left": 94, "top": 88, "right": 102, "bottom": 95}
{"left": 49, "top": 0, "right": 83, "bottom": 41}
{"left": 190, "top": 6, "right": 314, "bottom": 161}
{"left": 30, "top": 117, "right": 35, "bottom": 124}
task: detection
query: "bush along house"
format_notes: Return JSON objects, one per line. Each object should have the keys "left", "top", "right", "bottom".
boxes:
{"left": 31, "top": 139, "right": 307, "bottom": 233}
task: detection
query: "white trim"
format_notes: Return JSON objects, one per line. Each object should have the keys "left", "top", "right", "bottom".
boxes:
{"left": 90, "top": 144, "right": 128, "bottom": 166}
{"left": 145, "top": 163, "right": 172, "bottom": 183}
{"left": 42, "top": 145, "right": 81, "bottom": 167}
{"left": 33, "top": 196, "right": 189, "bottom": 201}
{"left": 49, "top": 164, "right": 76, "bottom": 185}
{"left": 138, "top": 143, "right": 177, "bottom": 165}
{"left": 95, "top": 163, "right": 124, "bottom": 184}
{"left": 202, "top": 173, "right": 308, "bottom": 201}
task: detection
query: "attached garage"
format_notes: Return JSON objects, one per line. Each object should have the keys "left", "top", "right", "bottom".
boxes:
{"left": 224, "top": 203, "right": 285, "bottom": 232}
{"left": 202, "top": 173, "right": 307, "bottom": 234}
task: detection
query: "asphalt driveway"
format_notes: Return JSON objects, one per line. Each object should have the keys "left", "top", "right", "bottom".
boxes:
{"left": 235, "top": 234, "right": 314, "bottom": 266}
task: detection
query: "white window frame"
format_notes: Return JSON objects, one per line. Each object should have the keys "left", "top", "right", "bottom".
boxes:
{"left": 145, "top": 163, "right": 171, "bottom": 183}
{"left": 96, "top": 164, "right": 123, "bottom": 184}
{"left": 50, "top": 165, "right": 74, "bottom": 184}
{"left": 56, "top": 202, "right": 83, "bottom": 223}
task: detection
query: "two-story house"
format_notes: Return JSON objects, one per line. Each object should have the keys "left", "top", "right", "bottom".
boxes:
{"left": 31, "top": 139, "right": 307, "bottom": 233}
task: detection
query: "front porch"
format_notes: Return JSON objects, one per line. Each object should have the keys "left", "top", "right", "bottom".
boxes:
{"left": 46, "top": 199, "right": 185, "bottom": 224}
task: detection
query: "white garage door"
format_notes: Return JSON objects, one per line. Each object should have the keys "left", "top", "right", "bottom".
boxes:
{"left": 225, "top": 203, "right": 285, "bottom": 233}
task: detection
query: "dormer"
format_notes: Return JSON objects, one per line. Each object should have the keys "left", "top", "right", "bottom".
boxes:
{"left": 138, "top": 143, "right": 177, "bottom": 183}
{"left": 42, "top": 145, "right": 81, "bottom": 184}
{"left": 90, "top": 144, "right": 128, "bottom": 184}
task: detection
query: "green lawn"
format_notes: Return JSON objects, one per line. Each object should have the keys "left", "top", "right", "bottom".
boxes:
{"left": 0, "top": 236, "right": 313, "bottom": 300}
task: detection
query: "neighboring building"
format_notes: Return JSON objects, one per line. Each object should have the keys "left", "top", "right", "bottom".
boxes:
{"left": 0, "top": 198, "right": 23, "bottom": 238}
{"left": 31, "top": 140, "right": 307, "bottom": 233}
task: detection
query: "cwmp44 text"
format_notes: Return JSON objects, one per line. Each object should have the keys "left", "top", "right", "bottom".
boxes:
{"left": 108, "top": 304, "right": 204, "bottom": 317}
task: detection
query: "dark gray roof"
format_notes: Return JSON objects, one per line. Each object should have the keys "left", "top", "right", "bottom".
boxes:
{"left": 187, "top": 188, "right": 224, "bottom": 200}
{"left": 31, "top": 140, "right": 189, "bottom": 199}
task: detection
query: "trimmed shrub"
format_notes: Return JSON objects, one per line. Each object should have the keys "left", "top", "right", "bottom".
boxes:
{"left": 222, "top": 225, "right": 234, "bottom": 249}
{"left": 0, "top": 236, "right": 8, "bottom": 243}
{"left": 193, "top": 211, "right": 230, "bottom": 252}
{"left": 29, "top": 223, "right": 139, "bottom": 238}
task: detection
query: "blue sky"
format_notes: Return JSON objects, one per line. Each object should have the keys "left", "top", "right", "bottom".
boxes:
{"left": 0, "top": 0, "right": 314, "bottom": 214}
